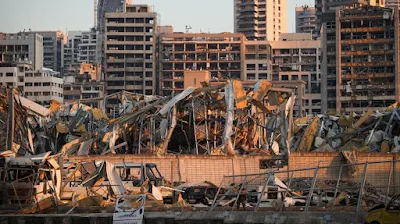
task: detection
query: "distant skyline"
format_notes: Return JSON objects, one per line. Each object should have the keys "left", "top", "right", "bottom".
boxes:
{"left": 0, "top": 0, "right": 314, "bottom": 34}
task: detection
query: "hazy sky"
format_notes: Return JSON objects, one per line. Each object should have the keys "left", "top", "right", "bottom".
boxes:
{"left": 0, "top": 0, "right": 314, "bottom": 33}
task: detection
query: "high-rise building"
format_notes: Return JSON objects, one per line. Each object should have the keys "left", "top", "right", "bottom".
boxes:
{"left": 323, "top": 5, "right": 399, "bottom": 113}
{"left": 234, "top": 0, "right": 287, "bottom": 41}
{"left": 0, "top": 33, "right": 43, "bottom": 70}
{"left": 27, "top": 31, "right": 65, "bottom": 72}
{"left": 96, "top": 0, "right": 132, "bottom": 32}
{"left": 96, "top": 0, "right": 133, "bottom": 71}
{"left": 318, "top": 1, "right": 386, "bottom": 112}
{"left": 315, "top": 0, "right": 385, "bottom": 35}
{"left": 295, "top": 6, "right": 317, "bottom": 39}
{"left": 159, "top": 33, "right": 245, "bottom": 96}
{"left": 104, "top": 4, "right": 157, "bottom": 112}
{"left": 386, "top": 0, "right": 400, "bottom": 8}
{"left": 270, "top": 33, "right": 322, "bottom": 115}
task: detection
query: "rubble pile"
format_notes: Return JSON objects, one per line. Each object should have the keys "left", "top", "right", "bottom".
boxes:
{"left": 288, "top": 177, "right": 389, "bottom": 207}
{"left": 291, "top": 107, "right": 400, "bottom": 153}
{"left": 0, "top": 80, "right": 296, "bottom": 158}
{"left": 0, "top": 81, "right": 399, "bottom": 214}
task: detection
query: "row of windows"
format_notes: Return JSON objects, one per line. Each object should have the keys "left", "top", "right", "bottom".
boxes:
{"left": 25, "top": 82, "right": 62, "bottom": 88}
{"left": 25, "top": 92, "right": 63, "bottom": 97}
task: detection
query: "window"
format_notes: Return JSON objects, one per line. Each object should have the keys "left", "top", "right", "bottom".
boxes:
{"left": 25, "top": 83, "right": 33, "bottom": 86}
{"left": 281, "top": 75, "right": 288, "bottom": 80}
{"left": 6, "top": 73, "right": 13, "bottom": 77}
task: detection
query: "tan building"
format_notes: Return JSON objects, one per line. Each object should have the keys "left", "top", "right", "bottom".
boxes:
{"left": 104, "top": 4, "right": 157, "bottom": 112}
{"left": 326, "top": 5, "right": 399, "bottom": 113}
{"left": 243, "top": 40, "right": 272, "bottom": 81}
{"left": 159, "top": 33, "right": 245, "bottom": 96}
{"left": 63, "top": 65, "right": 104, "bottom": 108}
{"left": 270, "top": 33, "right": 322, "bottom": 115}
{"left": 183, "top": 70, "right": 211, "bottom": 90}
{"left": 234, "top": 0, "right": 287, "bottom": 41}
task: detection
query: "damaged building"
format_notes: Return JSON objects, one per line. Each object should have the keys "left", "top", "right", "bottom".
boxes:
{"left": 320, "top": 4, "right": 399, "bottom": 113}
{"left": 104, "top": 4, "right": 157, "bottom": 114}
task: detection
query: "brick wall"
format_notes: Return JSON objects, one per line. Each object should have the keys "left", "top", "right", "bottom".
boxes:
{"left": 66, "top": 153, "right": 399, "bottom": 192}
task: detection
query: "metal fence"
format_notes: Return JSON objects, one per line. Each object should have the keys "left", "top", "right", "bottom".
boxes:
{"left": 209, "top": 159, "right": 400, "bottom": 212}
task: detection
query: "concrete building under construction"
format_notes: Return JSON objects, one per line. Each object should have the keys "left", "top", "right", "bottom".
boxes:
{"left": 324, "top": 5, "right": 400, "bottom": 113}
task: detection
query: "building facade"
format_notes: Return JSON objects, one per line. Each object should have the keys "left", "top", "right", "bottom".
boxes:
{"left": 295, "top": 6, "right": 317, "bottom": 39}
{"left": 104, "top": 4, "right": 157, "bottom": 112}
{"left": 63, "top": 64, "right": 104, "bottom": 108}
{"left": 315, "top": 0, "right": 385, "bottom": 36}
{"left": 327, "top": 6, "right": 399, "bottom": 113}
{"left": 0, "top": 33, "right": 43, "bottom": 70}
{"left": 0, "top": 62, "right": 63, "bottom": 105}
{"left": 270, "top": 33, "right": 322, "bottom": 115}
{"left": 386, "top": 0, "right": 400, "bottom": 8}
{"left": 28, "top": 31, "right": 65, "bottom": 72}
{"left": 234, "top": 0, "right": 287, "bottom": 41}
{"left": 64, "top": 30, "right": 98, "bottom": 76}
{"left": 159, "top": 33, "right": 245, "bottom": 96}
{"left": 243, "top": 40, "right": 272, "bottom": 81}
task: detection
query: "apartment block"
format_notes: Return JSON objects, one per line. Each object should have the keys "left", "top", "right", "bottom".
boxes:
{"left": 295, "top": 6, "right": 317, "bottom": 39}
{"left": 271, "top": 33, "right": 322, "bottom": 115}
{"left": 77, "top": 30, "right": 98, "bottom": 64}
{"left": 63, "top": 30, "right": 98, "bottom": 75}
{"left": 28, "top": 31, "right": 65, "bottom": 72}
{"left": 315, "top": 0, "right": 384, "bottom": 36}
{"left": 0, "top": 62, "right": 63, "bottom": 105}
{"left": 63, "top": 64, "right": 104, "bottom": 108}
{"left": 326, "top": 5, "right": 399, "bottom": 113}
{"left": 234, "top": 0, "right": 287, "bottom": 41}
{"left": 0, "top": 33, "right": 43, "bottom": 70}
{"left": 159, "top": 33, "right": 245, "bottom": 96}
{"left": 104, "top": 4, "right": 156, "bottom": 111}
{"left": 243, "top": 40, "right": 272, "bottom": 81}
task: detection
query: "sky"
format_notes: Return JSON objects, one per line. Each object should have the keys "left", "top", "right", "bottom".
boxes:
{"left": 0, "top": 0, "right": 314, "bottom": 34}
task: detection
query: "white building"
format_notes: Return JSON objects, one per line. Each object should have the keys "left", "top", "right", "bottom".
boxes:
{"left": 0, "top": 62, "right": 63, "bottom": 105}
{"left": 64, "top": 29, "right": 98, "bottom": 75}
{"left": 234, "top": 0, "right": 287, "bottom": 41}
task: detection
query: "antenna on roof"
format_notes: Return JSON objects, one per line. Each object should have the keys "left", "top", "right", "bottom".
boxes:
{"left": 185, "top": 25, "right": 192, "bottom": 33}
